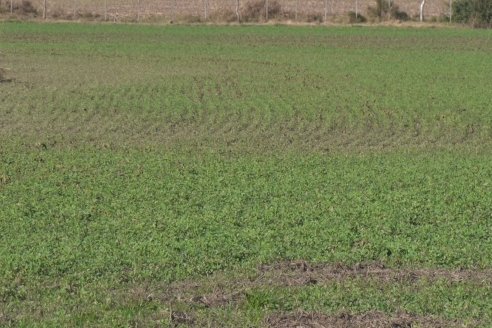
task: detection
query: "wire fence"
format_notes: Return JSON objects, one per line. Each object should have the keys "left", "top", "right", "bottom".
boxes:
{"left": 3, "top": 0, "right": 450, "bottom": 21}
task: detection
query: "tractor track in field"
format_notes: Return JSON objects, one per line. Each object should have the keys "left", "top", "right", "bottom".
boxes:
{"left": 143, "top": 261, "right": 490, "bottom": 327}
{"left": 265, "top": 310, "right": 468, "bottom": 328}
{"left": 126, "top": 261, "right": 492, "bottom": 309}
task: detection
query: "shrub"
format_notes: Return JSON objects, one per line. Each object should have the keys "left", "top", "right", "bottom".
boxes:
{"left": 18, "top": 0, "right": 37, "bottom": 14}
{"left": 280, "top": 9, "right": 296, "bottom": 20}
{"left": 307, "top": 13, "right": 323, "bottom": 23}
{"left": 209, "top": 9, "right": 237, "bottom": 23}
{"left": 78, "top": 11, "right": 101, "bottom": 20}
{"left": 454, "top": 0, "right": 476, "bottom": 22}
{"left": 453, "top": 0, "right": 492, "bottom": 27}
{"left": 180, "top": 15, "right": 203, "bottom": 23}
{"left": 348, "top": 11, "right": 367, "bottom": 23}
{"left": 367, "top": 0, "right": 408, "bottom": 21}
{"left": 393, "top": 9, "right": 409, "bottom": 21}
{"left": 242, "top": 0, "right": 281, "bottom": 22}
{"left": 1, "top": 0, "right": 38, "bottom": 16}
{"left": 51, "top": 7, "right": 66, "bottom": 19}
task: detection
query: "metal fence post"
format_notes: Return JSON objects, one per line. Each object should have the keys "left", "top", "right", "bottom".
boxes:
{"left": 420, "top": 0, "right": 425, "bottom": 22}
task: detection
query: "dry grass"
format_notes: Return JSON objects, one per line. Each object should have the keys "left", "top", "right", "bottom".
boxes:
{"left": 266, "top": 311, "right": 465, "bottom": 328}
{"left": 0, "top": 0, "right": 449, "bottom": 22}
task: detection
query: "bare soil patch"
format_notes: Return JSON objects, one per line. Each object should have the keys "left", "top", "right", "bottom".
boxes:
{"left": 266, "top": 310, "right": 464, "bottom": 328}
{"left": 170, "top": 311, "right": 195, "bottom": 326}
{"left": 125, "top": 261, "right": 492, "bottom": 311}
{"left": 257, "top": 261, "right": 492, "bottom": 287}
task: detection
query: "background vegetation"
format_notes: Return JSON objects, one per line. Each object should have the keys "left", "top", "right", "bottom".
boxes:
{"left": 453, "top": 0, "right": 492, "bottom": 27}
{"left": 0, "top": 0, "right": 447, "bottom": 24}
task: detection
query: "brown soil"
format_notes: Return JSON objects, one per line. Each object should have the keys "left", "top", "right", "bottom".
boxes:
{"left": 257, "top": 261, "right": 492, "bottom": 286}
{"left": 266, "top": 311, "right": 463, "bottom": 328}
{"left": 170, "top": 311, "right": 195, "bottom": 326}
{"left": 126, "top": 261, "right": 491, "bottom": 310}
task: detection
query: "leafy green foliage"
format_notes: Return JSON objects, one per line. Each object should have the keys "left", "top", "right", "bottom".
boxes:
{"left": 1, "top": 22, "right": 492, "bottom": 326}
{"left": 453, "top": 0, "right": 492, "bottom": 27}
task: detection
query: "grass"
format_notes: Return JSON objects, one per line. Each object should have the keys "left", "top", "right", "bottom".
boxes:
{"left": 1, "top": 22, "right": 492, "bottom": 326}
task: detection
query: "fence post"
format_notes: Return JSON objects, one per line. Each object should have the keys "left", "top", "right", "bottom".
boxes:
{"left": 10, "top": 0, "right": 13, "bottom": 14}
{"left": 449, "top": 0, "right": 452, "bottom": 22}
{"left": 136, "top": 0, "right": 140, "bottom": 21}
{"left": 104, "top": 0, "right": 107, "bottom": 20}
{"left": 420, "top": 0, "right": 425, "bottom": 21}
{"left": 236, "top": 0, "right": 240, "bottom": 22}
{"left": 323, "top": 0, "right": 328, "bottom": 23}
{"left": 295, "top": 0, "right": 298, "bottom": 20}
{"left": 265, "top": 0, "right": 268, "bottom": 21}
{"left": 172, "top": 0, "right": 176, "bottom": 21}
{"left": 355, "top": 0, "right": 358, "bottom": 19}
{"left": 43, "top": 0, "right": 47, "bottom": 19}
{"left": 203, "top": 0, "right": 208, "bottom": 20}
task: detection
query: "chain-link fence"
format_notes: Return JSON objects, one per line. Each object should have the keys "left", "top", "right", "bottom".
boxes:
{"left": 2, "top": 0, "right": 450, "bottom": 21}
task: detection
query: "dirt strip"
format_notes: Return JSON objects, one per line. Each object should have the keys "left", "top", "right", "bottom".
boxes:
{"left": 266, "top": 310, "right": 465, "bottom": 328}
{"left": 128, "top": 261, "right": 492, "bottom": 309}
{"left": 257, "top": 261, "right": 492, "bottom": 287}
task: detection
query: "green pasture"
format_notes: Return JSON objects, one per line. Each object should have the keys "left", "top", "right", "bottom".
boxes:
{"left": 1, "top": 22, "right": 491, "bottom": 326}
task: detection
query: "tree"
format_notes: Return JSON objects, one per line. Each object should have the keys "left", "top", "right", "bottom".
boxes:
{"left": 453, "top": 0, "right": 492, "bottom": 27}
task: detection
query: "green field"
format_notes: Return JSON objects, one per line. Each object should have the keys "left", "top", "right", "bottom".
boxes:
{"left": 1, "top": 22, "right": 492, "bottom": 327}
